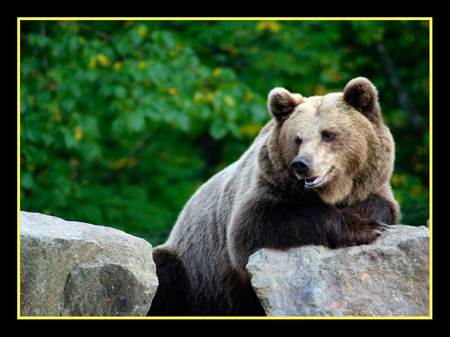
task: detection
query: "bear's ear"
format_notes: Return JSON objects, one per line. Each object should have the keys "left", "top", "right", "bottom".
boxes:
{"left": 268, "top": 87, "right": 304, "bottom": 123}
{"left": 343, "top": 77, "right": 380, "bottom": 121}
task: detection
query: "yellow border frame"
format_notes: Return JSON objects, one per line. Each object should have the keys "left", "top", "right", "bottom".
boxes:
{"left": 17, "top": 17, "right": 433, "bottom": 320}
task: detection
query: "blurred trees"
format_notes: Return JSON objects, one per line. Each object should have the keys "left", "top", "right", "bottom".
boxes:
{"left": 20, "top": 20, "right": 429, "bottom": 244}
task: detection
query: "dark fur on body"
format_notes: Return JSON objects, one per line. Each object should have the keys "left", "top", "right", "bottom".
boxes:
{"left": 148, "top": 78, "right": 399, "bottom": 316}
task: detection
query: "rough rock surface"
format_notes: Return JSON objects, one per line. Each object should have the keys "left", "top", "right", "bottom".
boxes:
{"left": 20, "top": 211, "right": 158, "bottom": 316}
{"left": 247, "top": 225, "right": 429, "bottom": 316}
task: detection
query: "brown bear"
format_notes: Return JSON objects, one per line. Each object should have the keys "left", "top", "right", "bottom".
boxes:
{"left": 148, "top": 77, "right": 400, "bottom": 316}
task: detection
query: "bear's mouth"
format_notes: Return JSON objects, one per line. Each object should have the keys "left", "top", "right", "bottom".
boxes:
{"left": 303, "top": 168, "right": 333, "bottom": 188}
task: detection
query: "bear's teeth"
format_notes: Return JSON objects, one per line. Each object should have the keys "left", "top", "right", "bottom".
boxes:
{"left": 304, "top": 175, "right": 324, "bottom": 187}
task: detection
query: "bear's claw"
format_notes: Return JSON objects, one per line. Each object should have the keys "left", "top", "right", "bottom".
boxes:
{"left": 338, "top": 215, "right": 389, "bottom": 247}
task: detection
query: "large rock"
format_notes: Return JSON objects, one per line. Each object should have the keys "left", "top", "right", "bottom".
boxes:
{"left": 247, "top": 225, "right": 429, "bottom": 316}
{"left": 20, "top": 211, "right": 158, "bottom": 316}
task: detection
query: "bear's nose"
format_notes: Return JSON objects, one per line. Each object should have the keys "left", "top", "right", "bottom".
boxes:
{"left": 291, "top": 156, "right": 310, "bottom": 175}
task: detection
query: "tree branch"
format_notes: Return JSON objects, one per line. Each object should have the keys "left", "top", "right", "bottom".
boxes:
{"left": 375, "top": 42, "right": 425, "bottom": 130}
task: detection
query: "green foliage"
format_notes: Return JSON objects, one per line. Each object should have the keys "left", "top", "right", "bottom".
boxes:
{"left": 20, "top": 20, "right": 430, "bottom": 245}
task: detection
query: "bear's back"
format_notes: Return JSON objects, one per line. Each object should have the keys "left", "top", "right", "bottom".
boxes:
{"left": 162, "top": 124, "right": 271, "bottom": 312}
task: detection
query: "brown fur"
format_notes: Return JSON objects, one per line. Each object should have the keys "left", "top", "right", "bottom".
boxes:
{"left": 148, "top": 77, "right": 400, "bottom": 316}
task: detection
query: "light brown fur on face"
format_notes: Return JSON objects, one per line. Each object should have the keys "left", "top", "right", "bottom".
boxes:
{"left": 277, "top": 80, "right": 396, "bottom": 209}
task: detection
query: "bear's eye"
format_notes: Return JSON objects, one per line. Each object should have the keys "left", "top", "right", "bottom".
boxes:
{"left": 321, "top": 130, "right": 336, "bottom": 142}
{"left": 294, "top": 136, "right": 302, "bottom": 145}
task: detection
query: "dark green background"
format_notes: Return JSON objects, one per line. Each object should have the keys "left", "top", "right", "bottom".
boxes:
{"left": 20, "top": 20, "right": 430, "bottom": 245}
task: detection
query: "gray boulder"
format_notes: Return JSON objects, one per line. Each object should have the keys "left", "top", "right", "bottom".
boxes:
{"left": 247, "top": 225, "right": 429, "bottom": 316}
{"left": 20, "top": 211, "right": 158, "bottom": 316}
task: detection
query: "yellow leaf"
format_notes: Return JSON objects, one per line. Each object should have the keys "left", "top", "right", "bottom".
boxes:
{"left": 391, "top": 175, "right": 400, "bottom": 186}
{"left": 414, "top": 163, "right": 424, "bottom": 172}
{"left": 88, "top": 58, "right": 97, "bottom": 69}
{"left": 113, "top": 62, "right": 122, "bottom": 71}
{"left": 110, "top": 158, "right": 127, "bottom": 169}
{"left": 168, "top": 87, "right": 178, "bottom": 96}
{"left": 110, "top": 157, "right": 138, "bottom": 170}
{"left": 53, "top": 112, "right": 62, "bottom": 123}
{"left": 243, "top": 92, "right": 253, "bottom": 101}
{"left": 314, "top": 85, "right": 327, "bottom": 95}
{"left": 74, "top": 127, "right": 83, "bottom": 141}
{"left": 223, "top": 96, "right": 235, "bottom": 107}
{"left": 213, "top": 67, "right": 223, "bottom": 77}
{"left": 257, "top": 21, "right": 282, "bottom": 33}
{"left": 391, "top": 174, "right": 406, "bottom": 186}
{"left": 138, "top": 26, "right": 148, "bottom": 37}
{"left": 97, "top": 53, "right": 110, "bottom": 67}
{"left": 411, "top": 185, "right": 424, "bottom": 197}
{"left": 240, "top": 124, "right": 261, "bottom": 137}
{"left": 194, "top": 92, "right": 204, "bottom": 102}
{"left": 325, "top": 69, "right": 342, "bottom": 81}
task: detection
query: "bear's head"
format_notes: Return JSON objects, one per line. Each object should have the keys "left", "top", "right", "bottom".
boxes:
{"left": 267, "top": 77, "right": 395, "bottom": 205}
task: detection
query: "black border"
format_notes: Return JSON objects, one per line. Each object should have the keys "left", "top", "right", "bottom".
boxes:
{"left": 8, "top": 5, "right": 448, "bottom": 329}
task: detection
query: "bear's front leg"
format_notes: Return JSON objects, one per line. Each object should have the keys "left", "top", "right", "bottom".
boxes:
{"left": 227, "top": 196, "right": 387, "bottom": 271}
{"left": 340, "top": 193, "right": 397, "bottom": 225}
